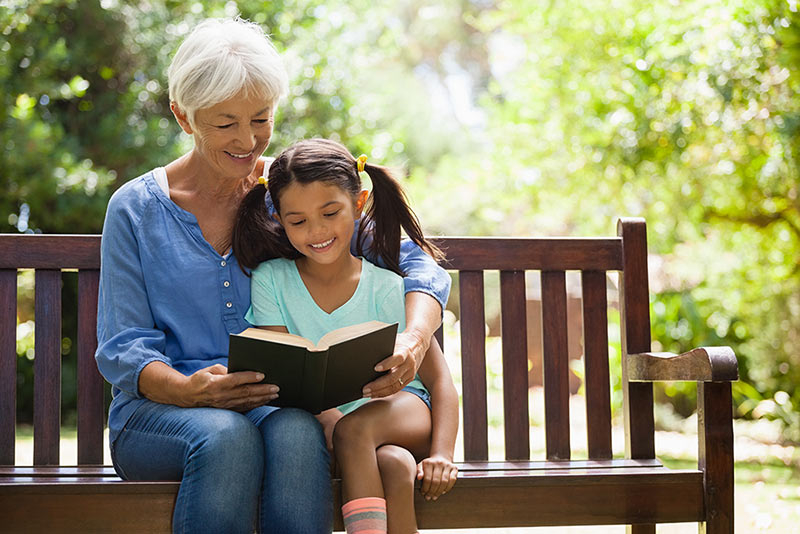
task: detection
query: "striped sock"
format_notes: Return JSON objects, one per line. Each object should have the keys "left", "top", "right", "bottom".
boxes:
{"left": 342, "top": 497, "right": 387, "bottom": 534}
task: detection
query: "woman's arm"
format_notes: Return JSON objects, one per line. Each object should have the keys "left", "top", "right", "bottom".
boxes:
{"left": 139, "top": 361, "right": 277, "bottom": 409}
{"left": 415, "top": 338, "right": 459, "bottom": 500}
{"left": 361, "top": 236, "right": 451, "bottom": 398}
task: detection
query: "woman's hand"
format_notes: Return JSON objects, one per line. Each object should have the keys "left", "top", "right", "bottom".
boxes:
{"left": 181, "top": 364, "right": 279, "bottom": 410}
{"left": 362, "top": 330, "right": 429, "bottom": 399}
{"left": 416, "top": 454, "right": 458, "bottom": 500}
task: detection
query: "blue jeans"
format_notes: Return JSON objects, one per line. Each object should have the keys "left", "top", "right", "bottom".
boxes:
{"left": 111, "top": 401, "right": 332, "bottom": 534}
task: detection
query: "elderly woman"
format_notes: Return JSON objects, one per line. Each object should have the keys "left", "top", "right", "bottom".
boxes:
{"left": 95, "top": 18, "right": 450, "bottom": 534}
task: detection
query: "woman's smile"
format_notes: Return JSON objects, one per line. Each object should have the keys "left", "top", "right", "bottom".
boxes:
{"left": 226, "top": 149, "right": 255, "bottom": 160}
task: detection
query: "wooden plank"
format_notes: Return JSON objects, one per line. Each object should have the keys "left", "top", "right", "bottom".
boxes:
{"left": 456, "top": 458, "right": 663, "bottom": 471}
{"left": 617, "top": 218, "right": 655, "bottom": 460}
{"left": 77, "top": 270, "right": 103, "bottom": 465}
{"left": 699, "top": 381, "right": 734, "bottom": 534}
{"left": 433, "top": 237, "right": 623, "bottom": 271}
{"left": 628, "top": 347, "right": 738, "bottom": 382}
{"left": 0, "top": 458, "right": 664, "bottom": 479}
{"left": 0, "top": 235, "right": 101, "bottom": 269}
{"left": 0, "top": 490, "right": 176, "bottom": 533}
{"left": 581, "top": 270, "right": 613, "bottom": 459}
{"left": 0, "top": 469, "right": 703, "bottom": 531}
{"left": 0, "top": 466, "right": 121, "bottom": 477}
{"left": 0, "top": 269, "right": 17, "bottom": 465}
{"left": 414, "top": 470, "right": 704, "bottom": 528}
{"left": 34, "top": 270, "right": 62, "bottom": 466}
{"left": 0, "top": 235, "right": 624, "bottom": 271}
{"left": 541, "top": 271, "right": 570, "bottom": 460}
{"left": 500, "top": 270, "right": 529, "bottom": 460}
{"left": 459, "top": 271, "right": 488, "bottom": 461}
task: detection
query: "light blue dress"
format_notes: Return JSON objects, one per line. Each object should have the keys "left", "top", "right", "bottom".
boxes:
{"left": 246, "top": 257, "right": 428, "bottom": 414}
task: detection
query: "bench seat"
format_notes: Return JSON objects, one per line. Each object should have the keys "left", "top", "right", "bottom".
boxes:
{"left": 1, "top": 460, "right": 704, "bottom": 532}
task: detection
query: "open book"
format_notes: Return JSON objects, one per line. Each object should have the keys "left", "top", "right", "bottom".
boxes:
{"left": 227, "top": 321, "right": 398, "bottom": 413}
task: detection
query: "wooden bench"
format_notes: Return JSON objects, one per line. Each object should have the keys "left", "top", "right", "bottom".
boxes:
{"left": 0, "top": 218, "right": 738, "bottom": 533}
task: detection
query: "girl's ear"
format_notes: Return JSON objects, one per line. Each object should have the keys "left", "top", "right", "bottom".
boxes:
{"left": 170, "top": 102, "right": 193, "bottom": 135}
{"left": 354, "top": 189, "right": 369, "bottom": 218}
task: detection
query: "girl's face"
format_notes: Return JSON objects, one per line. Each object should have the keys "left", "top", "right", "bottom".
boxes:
{"left": 174, "top": 90, "right": 274, "bottom": 180}
{"left": 276, "top": 181, "right": 367, "bottom": 267}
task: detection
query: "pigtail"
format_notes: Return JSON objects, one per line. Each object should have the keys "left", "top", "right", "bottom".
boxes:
{"left": 232, "top": 182, "right": 300, "bottom": 274}
{"left": 357, "top": 163, "right": 444, "bottom": 276}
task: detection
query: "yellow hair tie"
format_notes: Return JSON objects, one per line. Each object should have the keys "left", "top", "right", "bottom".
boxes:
{"left": 356, "top": 154, "right": 368, "bottom": 173}
{"left": 258, "top": 176, "right": 267, "bottom": 185}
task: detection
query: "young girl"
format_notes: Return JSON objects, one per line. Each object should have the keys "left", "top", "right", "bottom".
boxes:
{"left": 233, "top": 138, "right": 459, "bottom": 534}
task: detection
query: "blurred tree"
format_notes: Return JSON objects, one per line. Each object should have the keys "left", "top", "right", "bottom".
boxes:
{"left": 420, "top": 0, "right": 800, "bottom": 439}
{"left": 3, "top": 0, "right": 799, "bottom": 440}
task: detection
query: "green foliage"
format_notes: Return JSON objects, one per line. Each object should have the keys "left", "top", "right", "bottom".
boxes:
{"left": 3, "top": 0, "right": 800, "bottom": 440}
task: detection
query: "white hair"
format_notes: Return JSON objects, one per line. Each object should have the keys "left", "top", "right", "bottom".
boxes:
{"left": 167, "top": 18, "right": 288, "bottom": 122}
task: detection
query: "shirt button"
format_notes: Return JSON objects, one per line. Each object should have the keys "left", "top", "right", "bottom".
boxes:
{"left": 223, "top": 281, "right": 230, "bottom": 287}
{"left": 226, "top": 302, "right": 233, "bottom": 308}
{"left": 220, "top": 260, "right": 227, "bottom": 267}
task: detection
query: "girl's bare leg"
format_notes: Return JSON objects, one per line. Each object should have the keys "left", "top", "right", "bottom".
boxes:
{"left": 333, "top": 392, "right": 431, "bottom": 501}
{"left": 377, "top": 445, "right": 419, "bottom": 534}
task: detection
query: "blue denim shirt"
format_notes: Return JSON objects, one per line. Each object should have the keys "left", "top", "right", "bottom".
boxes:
{"left": 95, "top": 169, "right": 451, "bottom": 444}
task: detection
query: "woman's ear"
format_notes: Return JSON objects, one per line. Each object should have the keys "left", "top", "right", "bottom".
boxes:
{"left": 354, "top": 190, "right": 369, "bottom": 217}
{"left": 170, "top": 102, "right": 193, "bottom": 134}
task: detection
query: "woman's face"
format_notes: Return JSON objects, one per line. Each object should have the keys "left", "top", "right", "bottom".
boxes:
{"left": 276, "top": 181, "right": 367, "bottom": 267}
{"left": 188, "top": 91, "right": 274, "bottom": 180}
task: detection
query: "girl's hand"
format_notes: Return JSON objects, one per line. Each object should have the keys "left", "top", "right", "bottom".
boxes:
{"left": 315, "top": 408, "right": 344, "bottom": 452}
{"left": 416, "top": 454, "right": 458, "bottom": 500}
{"left": 363, "top": 330, "right": 429, "bottom": 398}
{"left": 183, "top": 364, "right": 279, "bottom": 410}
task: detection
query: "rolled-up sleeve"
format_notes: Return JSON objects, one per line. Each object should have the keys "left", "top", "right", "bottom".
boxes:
{"left": 396, "top": 238, "right": 451, "bottom": 312}
{"left": 95, "top": 193, "right": 171, "bottom": 398}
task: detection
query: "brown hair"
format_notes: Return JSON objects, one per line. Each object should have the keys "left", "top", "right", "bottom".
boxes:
{"left": 232, "top": 138, "right": 443, "bottom": 275}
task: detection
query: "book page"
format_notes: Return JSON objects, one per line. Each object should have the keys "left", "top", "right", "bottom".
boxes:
{"left": 316, "top": 321, "right": 392, "bottom": 351}
{"left": 236, "top": 327, "right": 316, "bottom": 351}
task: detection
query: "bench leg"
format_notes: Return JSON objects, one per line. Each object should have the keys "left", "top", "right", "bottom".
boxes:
{"left": 698, "top": 381, "right": 734, "bottom": 534}
{"left": 627, "top": 525, "right": 655, "bottom": 534}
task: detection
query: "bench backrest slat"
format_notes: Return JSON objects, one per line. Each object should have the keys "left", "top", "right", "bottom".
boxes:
{"left": 0, "top": 269, "right": 17, "bottom": 465}
{"left": 541, "top": 270, "right": 571, "bottom": 460}
{"left": 581, "top": 270, "right": 613, "bottom": 459}
{"left": 33, "top": 270, "right": 62, "bottom": 466}
{"left": 499, "top": 270, "right": 530, "bottom": 461}
{"left": 77, "top": 270, "right": 103, "bottom": 465}
{"left": 618, "top": 219, "right": 655, "bottom": 459}
{"left": 458, "top": 270, "right": 488, "bottom": 461}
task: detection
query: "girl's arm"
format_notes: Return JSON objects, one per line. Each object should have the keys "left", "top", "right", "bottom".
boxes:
{"left": 415, "top": 338, "right": 459, "bottom": 500}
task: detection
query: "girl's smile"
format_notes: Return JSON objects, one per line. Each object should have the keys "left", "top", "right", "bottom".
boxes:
{"left": 309, "top": 237, "right": 336, "bottom": 251}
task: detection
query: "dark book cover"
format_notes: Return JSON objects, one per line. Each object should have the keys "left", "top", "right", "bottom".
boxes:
{"left": 227, "top": 322, "right": 398, "bottom": 413}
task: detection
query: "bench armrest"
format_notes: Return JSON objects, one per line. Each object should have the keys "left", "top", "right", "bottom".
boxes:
{"left": 627, "top": 347, "right": 738, "bottom": 382}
